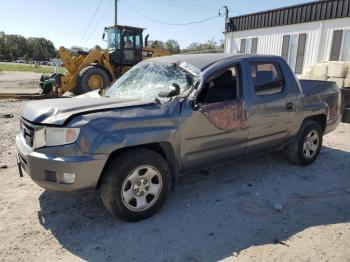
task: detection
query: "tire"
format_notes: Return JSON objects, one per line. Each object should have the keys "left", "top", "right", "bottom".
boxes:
{"left": 74, "top": 66, "right": 110, "bottom": 94}
{"left": 100, "top": 149, "right": 172, "bottom": 222}
{"left": 287, "top": 121, "right": 323, "bottom": 165}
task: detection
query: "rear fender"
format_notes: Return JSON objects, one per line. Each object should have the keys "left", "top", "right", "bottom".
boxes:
{"left": 293, "top": 102, "right": 329, "bottom": 135}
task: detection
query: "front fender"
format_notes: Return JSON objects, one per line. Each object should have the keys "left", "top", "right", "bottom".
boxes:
{"left": 68, "top": 100, "right": 182, "bottom": 158}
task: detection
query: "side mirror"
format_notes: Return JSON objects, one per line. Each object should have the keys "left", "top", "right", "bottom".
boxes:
{"left": 189, "top": 98, "right": 201, "bottom": 110}
{"left": 159, "top": 83, "right": 180, "bottom": 98}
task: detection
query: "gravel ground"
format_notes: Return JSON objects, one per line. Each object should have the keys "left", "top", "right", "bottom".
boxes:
{"left": 0, "top": 99, "right": 349, "bottom": 262}
{"left": 0, "top": 71, "right": 41, "bottom": 94}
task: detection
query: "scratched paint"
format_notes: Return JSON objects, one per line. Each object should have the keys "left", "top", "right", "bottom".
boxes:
{"left": 199, "top": 100, "right": 247, "bottom": 131}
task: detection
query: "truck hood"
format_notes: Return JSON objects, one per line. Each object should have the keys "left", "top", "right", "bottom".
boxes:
{"left": 21, "top": 96, "right": 153, "bottom": 126}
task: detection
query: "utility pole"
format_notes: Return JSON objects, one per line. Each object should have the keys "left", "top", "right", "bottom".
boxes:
{"left": 222, "top": 6, "right": 229, "bottom": 32}
{"left": 115, "top": 0, "right": 118, "bottom": 25}
{"left": 224, "top": 6, "right": 229, "bottom": 19}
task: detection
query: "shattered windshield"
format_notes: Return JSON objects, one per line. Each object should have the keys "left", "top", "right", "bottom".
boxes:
{"left": 105, "top": 62, "right": 194, "bottom": 100}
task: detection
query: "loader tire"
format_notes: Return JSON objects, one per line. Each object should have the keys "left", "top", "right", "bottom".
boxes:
{"left": 75, "top": 66, "right": 110, "bottom": 94}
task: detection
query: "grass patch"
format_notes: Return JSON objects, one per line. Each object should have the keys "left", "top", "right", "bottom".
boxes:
{"left": 0, "top": 62, "right": 66, "bottom": 74}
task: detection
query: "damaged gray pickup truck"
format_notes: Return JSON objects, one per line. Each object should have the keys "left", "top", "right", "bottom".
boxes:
{"left": 16, "top": 54, "right": 342, "bottom": 221}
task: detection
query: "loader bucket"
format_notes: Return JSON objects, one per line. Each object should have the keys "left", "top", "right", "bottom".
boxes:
{"left": 39, "top": 73, "right": 63, "bottom": 95}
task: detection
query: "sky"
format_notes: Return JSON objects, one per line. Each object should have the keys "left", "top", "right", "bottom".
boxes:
{"left": 0, "top": 0, "right": 314, "bottom": 49}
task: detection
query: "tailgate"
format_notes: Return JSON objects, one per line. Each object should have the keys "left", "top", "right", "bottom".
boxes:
{"left": 341, "top": 88, "right": 350, "bottom": 124}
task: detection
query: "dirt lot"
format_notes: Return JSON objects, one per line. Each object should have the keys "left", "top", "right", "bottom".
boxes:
{"left": 0, "top": 71, "right": 41, "bottom": 94}
{"left": 0, "top": 99, "right": 350, "bottom": 262}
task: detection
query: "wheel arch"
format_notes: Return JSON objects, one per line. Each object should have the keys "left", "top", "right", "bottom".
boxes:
{"left": 96, "top": 142, "right": 179, "bottom": 191}
{"left": 302, "top": 114, "right": 327, "bottom": 132}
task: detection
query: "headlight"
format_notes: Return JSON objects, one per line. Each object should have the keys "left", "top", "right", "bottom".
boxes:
{"left": 33, "top": 127, "right": 80, "bottom": 149}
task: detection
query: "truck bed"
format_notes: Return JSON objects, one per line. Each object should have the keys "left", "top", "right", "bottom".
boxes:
{"left": 299, "top": 79, "right": 339, "bottom": 97}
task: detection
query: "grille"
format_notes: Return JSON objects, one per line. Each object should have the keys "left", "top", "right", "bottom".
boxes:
{"left": 21, "top": 119, "right": 35, "bottom": 147}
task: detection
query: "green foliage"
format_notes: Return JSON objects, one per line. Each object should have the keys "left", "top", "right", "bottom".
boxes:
{"left": 182, "top": 39, "right": 224, "bottom": 54}
{"left": 165, "top": 39, "right": 180, "bottom": 55}
{"left": 71, "top": 45, "right": 85, "bottom": 51}
{"left": 0, "top": 32, "right": 57, "bottom": 61}
{"left": 150, "top": 40, "right": 165, "bottom": 50}
{"left": 149, "top": 38, "right": 224, "bottom": 55}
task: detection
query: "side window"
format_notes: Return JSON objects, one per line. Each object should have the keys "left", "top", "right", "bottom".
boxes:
{"left": 198, "top": 66, "right": 239, "bottom": 104}
{"left": 135, "top": 34, "right": 142, "bottom": 49}
{"left": 124, "top": 35, "right": 134, "bottom": 49}
{"left": 250, "top": 63, "right": 284, "bottom": 96}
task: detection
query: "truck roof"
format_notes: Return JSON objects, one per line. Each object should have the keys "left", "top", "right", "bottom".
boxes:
{"left": 148, "top": 53, "right": 278, "bottom": 71}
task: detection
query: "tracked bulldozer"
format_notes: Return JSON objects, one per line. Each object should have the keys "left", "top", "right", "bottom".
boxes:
{"left": 40, "top": 25, "right": 169, "bottom": 95}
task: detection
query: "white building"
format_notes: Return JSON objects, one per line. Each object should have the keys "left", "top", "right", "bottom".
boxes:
{"left": 224, "top": 0, "right": 350, "bottom": 74}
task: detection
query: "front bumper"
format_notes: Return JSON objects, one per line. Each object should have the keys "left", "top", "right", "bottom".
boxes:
{"left": 16, "top": 135, "right": 108, "bottom": 192}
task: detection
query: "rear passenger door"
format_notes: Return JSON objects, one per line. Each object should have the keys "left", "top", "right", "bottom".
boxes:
{"left": 246, "top": 61, "right": 297, "bottom": 152}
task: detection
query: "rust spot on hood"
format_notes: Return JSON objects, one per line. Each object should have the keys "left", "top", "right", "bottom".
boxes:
{"left": 199, "top": 100, "right": 247, "bottom": 131}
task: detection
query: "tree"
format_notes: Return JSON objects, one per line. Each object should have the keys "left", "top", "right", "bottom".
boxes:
{"left": 165, "top": 39, "right": 180, "bottom": 55}
{"left": 28, "top": 37, "right": 56, "bottom": 61}
{"left": 0, "top": 32, "right": 57, "bottom": 62}
{"left": 71, "top": 45, "right": 85, "bottom": 51}
{"left": 94, "top": 45, "right": 102, "bottom": 50}
{"left": 182, "top": 39, "right": 224, "bottom": 54}
{"left": 3, "top": 34, "right": 27, "bottom": 60}
{"left": 0, "top": 31, "right": 6, "bottom": 60}
{"left": 150, "top": 40, "right": 165, "bottom": 50}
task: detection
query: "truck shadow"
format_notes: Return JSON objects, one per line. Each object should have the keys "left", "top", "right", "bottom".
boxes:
{"left": 37, "top": 146, "right": 350, "bottom": 262}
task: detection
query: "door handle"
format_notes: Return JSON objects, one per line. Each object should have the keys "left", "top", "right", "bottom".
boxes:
{"left": 286, "top": 102, "right": 294, "bottom": 111}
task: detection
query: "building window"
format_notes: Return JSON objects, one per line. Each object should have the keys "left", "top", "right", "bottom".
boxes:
{"left": 240, "top": 38, "right": 258, "bottom": 54}
{"left": 246, "top": 38, "right": 252, "bottom": 53}
{"left": 330, "top": 30, "right": 350, "bottom": 61}
{"left": 225, "top": 38, "right": 232, "bottom": 53}
{"left": 341, "top": 30, "right": 350, "bottom": 61}
{"left": 288, "top": 34, "right": 299, "bottom": 73}
{"left": 281, "top": 33, "right": 307, "bottom": 74}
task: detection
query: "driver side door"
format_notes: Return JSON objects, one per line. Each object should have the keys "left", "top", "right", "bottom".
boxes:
{"left": 180, "top": 65, "right": 249, "bottom": 170}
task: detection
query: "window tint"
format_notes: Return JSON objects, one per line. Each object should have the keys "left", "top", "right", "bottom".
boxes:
{"left": 250, "top": 63, "right": 284, "bottom": 96}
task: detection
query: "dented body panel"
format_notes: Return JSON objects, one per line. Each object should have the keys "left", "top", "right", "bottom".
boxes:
{"left": 16, "top": 54, "right": 341, "bottom": 192}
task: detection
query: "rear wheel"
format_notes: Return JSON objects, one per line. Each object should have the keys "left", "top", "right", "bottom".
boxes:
{"left": 287, "top": 121, "right": 323, "bottom": 165}
{"left": 74, "top": 66, "right": 110, "bottom": 94}
{"left": 100, "top": 149, "right": 171, "bottom": 222}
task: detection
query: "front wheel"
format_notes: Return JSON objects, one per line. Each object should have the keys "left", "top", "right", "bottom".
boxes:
{"left": 287, "top": 121, "right": 323, "bottom": 165}
{"left": 100, "top": 149, "right": 171, "bottom": 222}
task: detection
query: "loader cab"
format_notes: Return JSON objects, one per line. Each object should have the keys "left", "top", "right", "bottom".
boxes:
{"left": 103, "top": 25, "right": 143, "bottom": 67}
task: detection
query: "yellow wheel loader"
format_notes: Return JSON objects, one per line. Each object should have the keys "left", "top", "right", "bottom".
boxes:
{"left": 40, "top": 25, "right": 169, "bottom": 95}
